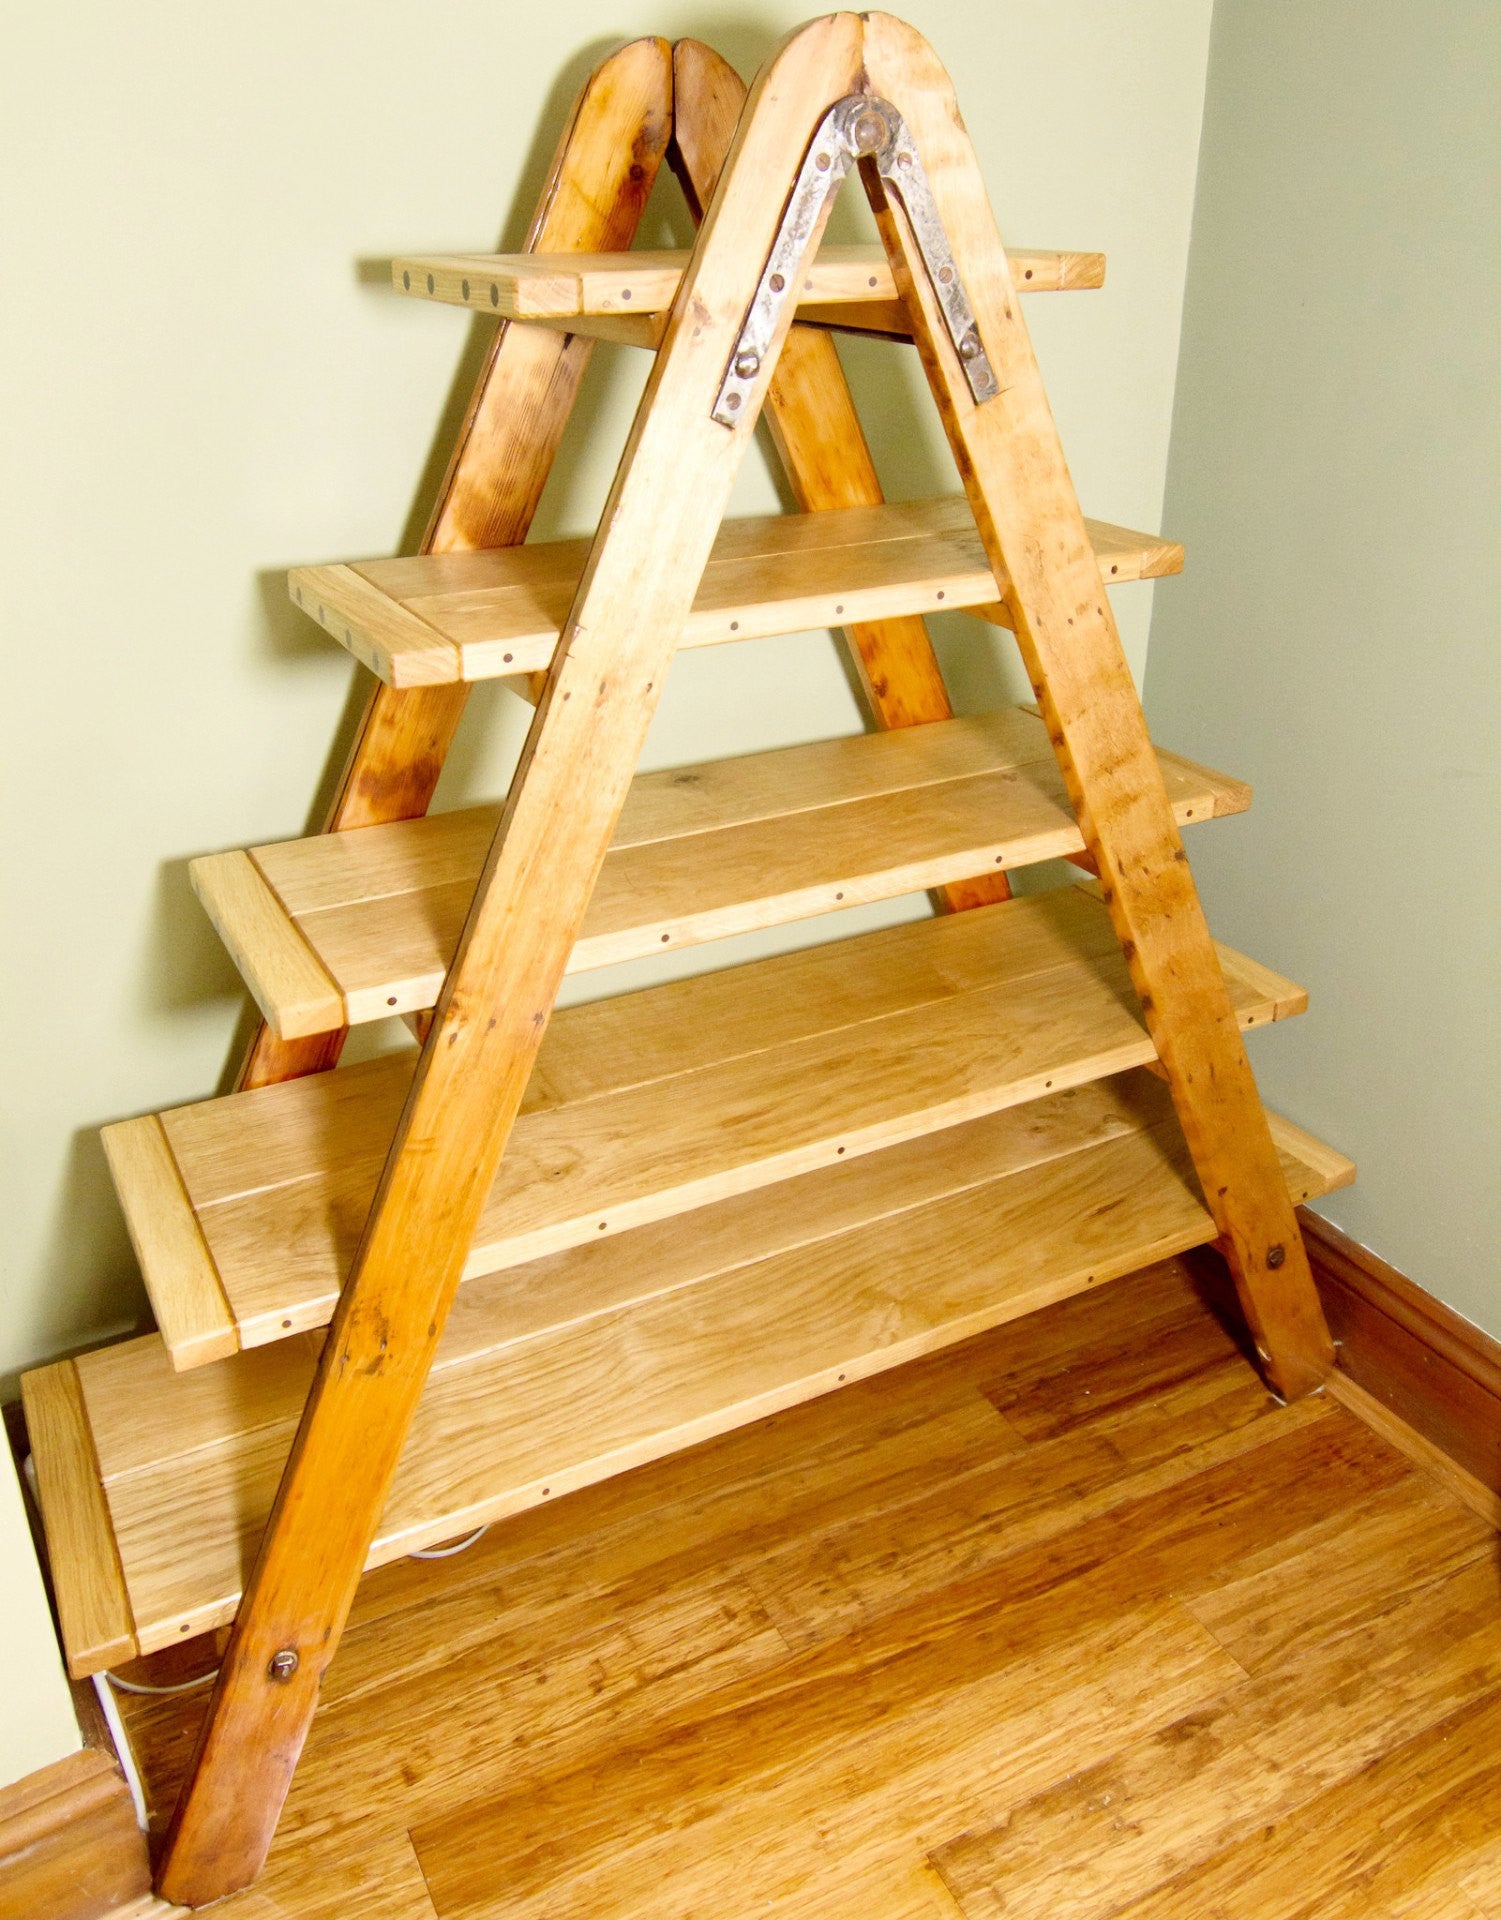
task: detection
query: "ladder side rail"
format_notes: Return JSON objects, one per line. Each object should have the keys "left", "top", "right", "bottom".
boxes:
{"left": 670, "top": 35, "right": 1010, "bottom": 914}
{"left": 237, "top": 36, "right": 673, "bottom": 1091}
{"left": 156, "top": 16, "right": 869, "bottom": 1902}
{"left": 858, "top": 10, "right": 1334, "bottom": 1400}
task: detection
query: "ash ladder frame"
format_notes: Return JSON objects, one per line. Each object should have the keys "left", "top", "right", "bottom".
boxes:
{"left": 159, "top": 14, "right": 1333, "bottom": 1903}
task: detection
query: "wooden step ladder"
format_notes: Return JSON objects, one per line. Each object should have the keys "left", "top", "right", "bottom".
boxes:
{"left": 20, "top": 20, "right": 1347, "bottom": 1906}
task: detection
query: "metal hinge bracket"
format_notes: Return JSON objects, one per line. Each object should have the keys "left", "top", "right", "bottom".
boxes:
{"left": 712, "top": 93, "right": 999, "bottom": 427}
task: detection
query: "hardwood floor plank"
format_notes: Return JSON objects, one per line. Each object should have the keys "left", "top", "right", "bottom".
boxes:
{"left": 108, "top": 1266, "right": 1489, "bottom": 1920}
{"left": 1102, "top": 1686, "right": 1501, "bottom": 1920}
{"left": 410, "top": 1600, "right": 1242, "bottom": 1920}
{"left": 930, "top": 1546, "right": 1501, "bottom": 1920}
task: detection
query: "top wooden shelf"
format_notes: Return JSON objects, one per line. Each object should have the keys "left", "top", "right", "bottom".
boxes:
{"left": 392, "top": 242, "right": 1105, "bottom": 340}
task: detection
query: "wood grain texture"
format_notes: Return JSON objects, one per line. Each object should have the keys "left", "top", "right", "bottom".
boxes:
{"left": 236, "top": 35, "right": 672, "bottom": 1091}
{"left": 122, "top": 891, "right": 1309, "bottom": 1359}
{"left": 289, "top": 497, "right": 1179, "bottom": 686}
{"left": 20, "top": 1362, "right": 139, "bottom": 1676}
{"left": 157, "top": 18, "right": 871, "bottom": 1899}
{"left": 0, "top": 1747, "right": 150, "bottom": 1919}
{"left": 391, "top": 241, "right": 1104, "bottom": 320}
{"left": 189, "top": 854, "right": 345, "bottom": 1044}
{"left": 860, "top": 11, "right": 1334, "bottom": 1400}
{"left": 196, "top": 708, "right": 1246, "bottom": 1038}
{"left": 103, "top": 1256, "right": 1496, "bottom": 1920}
{"left": 99, "top": 1118, "right": 236, "bottom": 1371}
{"left": 47, "top": 1073, "right": 1346, "bottom": 1672}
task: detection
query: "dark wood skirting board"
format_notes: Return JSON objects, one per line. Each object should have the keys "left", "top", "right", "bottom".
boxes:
{"left": 1297, "top": 1209, "right": 1501, "bottom": 1523}
{"left": 0, "top": 1747, "right": 150, "bottom": 1920}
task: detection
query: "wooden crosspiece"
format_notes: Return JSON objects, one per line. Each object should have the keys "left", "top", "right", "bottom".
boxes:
{"left": 14, "top": 18, "right": 1340, "bottom": 1906}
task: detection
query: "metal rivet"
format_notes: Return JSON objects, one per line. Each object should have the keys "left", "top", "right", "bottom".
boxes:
{"left": 1267, "top": 1244, "right": 1287, "bottom": 1269}
{"left": 426, "top": 274, "right": 435, "bottom": 294}
{"left": 724, "top": 392, "right": 741, "bottom": 411}
{"left": 733, "top": 349, "right": 760, "bottom": 380}
{"left": 769, "top": 272, "right": 785, "bottom": 293}
{"left": 897, "top": 150, "right": 913, "bottom": 169}
{"left": 621, "top": 288, "right": 632, "bottom": 301}
{"left": 938, "top": 265, "right": 954, "bottom": 286}
{"left": 402, "top": 270, "right": 410, "bottom": 290}
{"left": 461, "top": 279, "right": 470, "bottom": 301}
{"left": 490, "top": 283, "right": 499, "bottom": 306}
{"left": 851, "top": 108, "right": 889, "bottom": 155}
{"left": 868, "top": 276, "right": 878, "bottom": 287}
{"left": 959, "top": 332, "right": 982, "bottom": 361}
{"left": 268, "top": 1649, "right": 299, "bottom": 1683}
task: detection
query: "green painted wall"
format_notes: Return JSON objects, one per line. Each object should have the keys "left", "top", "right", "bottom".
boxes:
{"left": 1146, "top": 0, "right": 1501, "bottom": 1332}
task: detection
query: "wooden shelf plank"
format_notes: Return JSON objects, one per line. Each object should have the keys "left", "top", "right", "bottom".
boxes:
{"left": 287, "top": 496, "right": 1182, "bottom": 688}
{"left": 192, "top": 707, "right": 1249, "bottom": 1040}
{"left": 108, "top": 888, "right": 1302, "bottom": 1368}
{"left": 45, "top": 1070, "right": 1350, "bottom": 1671}
{"left": 392, "top": 242, "right": 1105, "bottom": 328}
{"left": 19, "top": 1362, "right": 138, "bottom": 1677}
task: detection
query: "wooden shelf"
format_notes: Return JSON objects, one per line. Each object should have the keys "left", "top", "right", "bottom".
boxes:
{"left": 190, "top": 708, "right": 1250, "bottom": 1040}
{"left": 105, "top": 888, "right": 1302, "bottom": 1371}
{"left": 31, "top": 1067, "right": 1351, "bottom": 1676}
{"left": 392, "top": 241, "right": 1106, "bottom": 343}
{"left": 287, "top": 496, "right": 1182, "bottom": 688}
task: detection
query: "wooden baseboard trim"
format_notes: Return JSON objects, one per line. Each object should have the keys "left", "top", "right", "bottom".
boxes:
{"left": 0, "top": 1746, "right": 150, "bottom": 1919}
{"left": 1300, "top": 1208, "right": 1501, "bottom": 1527}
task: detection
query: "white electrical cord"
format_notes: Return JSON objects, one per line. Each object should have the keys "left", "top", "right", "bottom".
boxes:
{"left": 408, "top": 1524, "right": 489, "bottom": 1559}
{"left": 91, "top": 1671, "right": 149, "bottom": 1830}
{"left": 103, "top": 1666, "right": 220, "bottom": 1696}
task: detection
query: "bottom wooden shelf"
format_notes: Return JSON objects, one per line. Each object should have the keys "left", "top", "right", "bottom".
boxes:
{"left": 25, "top": 1069, "right": 1352, "bottom": 1678}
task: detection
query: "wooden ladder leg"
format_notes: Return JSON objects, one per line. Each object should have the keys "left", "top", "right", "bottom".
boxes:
{"left": 670, "top": 37, "right": 1010, "bottom": 914}
{"left": 155, "top": 18, "right": 870, "bottom": 1903}
{"left": 237, "top": 34, "right": 673, "bottom": 1091}
{"left": 860, "top": 13, "right": 1334, "bottom": 1401}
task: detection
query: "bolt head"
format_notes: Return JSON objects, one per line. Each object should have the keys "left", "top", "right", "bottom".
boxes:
{"left": 267, "top": 1649, "right": 299, "bottom": 1683}
{"left": 959, "top": 331, "right": 982, "bottom": 361}
{"left": 733, "top": 349, "right": 761, "bottom": 381}
{"left": 850, "top": 108, "right": 889, "bottom": 156}
{"left": 768, "top": 272, "right": 785, "bottom": 293}
{"left": 1266, "top": 1243, "right": 1287, "bottom": 1269}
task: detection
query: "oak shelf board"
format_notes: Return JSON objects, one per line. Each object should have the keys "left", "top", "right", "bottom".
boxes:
{"left": 287, "top": 495, "right": 1182, "bottom": 688}
{"left": 37, "top": 1068, "right": 1350, "bottom": 1674}
{"left": 191, "top": 707, "right": 1250, "bottom": 1040}
{"left": 392, "top": 240, "right": 1106, "bottom": 327}
{"left": 106, "top": 888, "right": 1303, "bottom": 1371}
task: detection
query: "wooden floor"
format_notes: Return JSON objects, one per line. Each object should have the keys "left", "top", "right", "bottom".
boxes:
{"left": 118, "top": 1255, "right": 1501, "bottom": 1919}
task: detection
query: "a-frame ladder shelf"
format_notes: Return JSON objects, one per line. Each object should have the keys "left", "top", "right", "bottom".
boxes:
{"left": 192, "top": 707, "right": 1249, "bottom": 1041}
{"left": 395, "top": 240, "right": 1107, "bottom": 342}
{"left": 290, "top": 496, "right": 1182, "bottom": 688}
{"left": 107, "top": 888, "right": 1305, "bottom": 1371}
{"left": 18, "top": 21, "right": 1349, "bottom": 1904}
{"left": 27, "top": 1065, "right": 1351, "bottom": 1679}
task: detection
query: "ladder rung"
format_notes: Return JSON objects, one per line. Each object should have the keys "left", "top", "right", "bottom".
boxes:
{"left": 35, "top": 1070, "right": 1351, "bottom": 1673}
{"left": 288, "top": 497, "right": 1181, "bottom": 688}
{"left": 392, "top": 242, "right": 1106, "bottom": 330}
{"left": 191, "top": 708, "right": 1250, "bottom": 1040}
{"left": 105, "top": 888, "right": 1304, "bottom": 1371}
